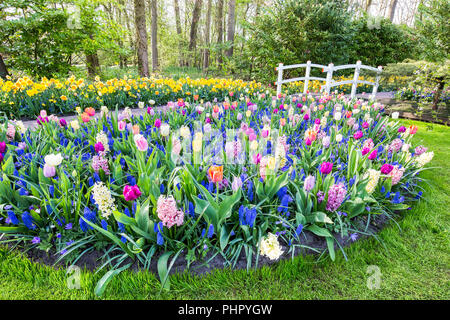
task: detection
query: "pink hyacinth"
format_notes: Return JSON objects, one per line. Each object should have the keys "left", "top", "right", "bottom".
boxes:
{"left": 363, "top": 138, "right": 374, "bottom": 151}
{"left": 326, "top": 183, "right": 347, "bottom": 212}
{"left": 92, "top": 155, "right": 110, "bottom": 175}
{"left": 6, "top": 124, "right": 15, "bottom": 142}
{"left": 389, "top": 138, "right": 403, "bottom": 153}
{"left": 157, "top": 195, "right": 184, "bottom": 228}
{"left": 389, "top": 165, "right": 405, "bottom": 185}
{"left": 414, "top": 145, "right": 428, "bottom": 156}
{"left": 123, "top": 185, "right": 142, "bottom": 202}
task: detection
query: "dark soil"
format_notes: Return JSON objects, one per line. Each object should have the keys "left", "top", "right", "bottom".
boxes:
{"left": 3, "top": 212, "right": 392, "bottom": 277}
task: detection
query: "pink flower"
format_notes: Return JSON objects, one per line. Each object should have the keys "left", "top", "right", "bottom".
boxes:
{"left": 362, "top": 121, "right": 369, "bottom": 129}
{"left": 43, "top": 164, "right": 56, "bottom": 178}
{"left": 389, "top": 165, "right": 405, "bottom": 185}
{"left": 368, "top": 149, "right": 377, "bottom": 160}
{"left": 326, "top": 183, "right": 347, "bottom": 212}
{"left": 303, "top": 113, "right": 310, "bottom": 121}
{"left": 92, "top": 155, "right": 110, "bottom": 175}
{"left": 362, "top": 147, "right": 370, "bottom": 155}
{"left": 94, "top": 142, "right": 105, "bottom": 154}
{"left": 123, "top": 185, "right": 142, "bottom": 202}
{"left": 414, "top": 145, "right": 428, "bottom": 156}
{"left": 380, "top": 163, "right": 393, "bottom": 174}
{"left": 59, "top": 119, "right": 67, "bottom": 127}
{"left": 353, "top": 131, "right": 363, "bottom": 140}
{"left": 157, "top": 195, "right": 184, "bottom": 228}
{"left": 304, "top": 175, "right": 315, "bottom": 192}
{"left": 398, "top": 126, "right": 406, "bottom": 133}
{"left": 320, "top": 162, "right": 333, "bottom": 175}
{"left": 118, "top": 121, "right": 126, "bottom": 131}
{"left": 0, "top": 142, "right": 6, "bottom": 154}
{"left": 154, "top": 119, "right": 161, "bottom": 128}
{"left": 134, "top": 134, "right": 148, "bottom": 152}
{"left": 253, "top": 153, "right": 262, "bottom": 164}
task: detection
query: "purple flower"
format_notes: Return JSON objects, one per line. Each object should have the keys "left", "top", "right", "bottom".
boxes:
{"left": 326, "top": 183, "right": 347, "bottom": 212}
{"left": 380, "top": 163, "right": 394, "bottom": 174}
{"left": 94, "top": 142, "right": 105, "bottom": 153}
{"left": 32, "top": 237, "right": 41, "bottom": 244}
{"left": 0, "top": 141, "right": 6, "bottom": 153}
{"left": 65, "top": 223, "right": 73, "bottom": 230}
{"left": 320, "top": 162, "right": 333, "bottom": 175}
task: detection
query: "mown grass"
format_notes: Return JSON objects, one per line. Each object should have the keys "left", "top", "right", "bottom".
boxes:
{"left": 0, "top": 119, "right": 449, "bottom": 300}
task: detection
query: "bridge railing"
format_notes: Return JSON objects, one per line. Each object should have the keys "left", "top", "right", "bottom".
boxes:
{"left": 275, "top": 60, "right": 383, "bottom": 100}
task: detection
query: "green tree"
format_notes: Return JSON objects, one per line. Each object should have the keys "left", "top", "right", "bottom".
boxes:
{"left": 415, "top": 0, "right": 450, "bottom": 62}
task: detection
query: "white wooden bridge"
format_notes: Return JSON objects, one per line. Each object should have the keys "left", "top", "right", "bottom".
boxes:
{"left": 275, "top": 61, "right": 383, "bottom": 100}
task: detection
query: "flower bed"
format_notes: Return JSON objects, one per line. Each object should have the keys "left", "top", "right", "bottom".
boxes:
{"left": 0, "top": 76, "right": 266, "bottom": 118}
{"left": 0, "top": 92, "right": 434, "bottom": 292}
{"left": 394, "top": 87, "right": 450, "bottom": 103}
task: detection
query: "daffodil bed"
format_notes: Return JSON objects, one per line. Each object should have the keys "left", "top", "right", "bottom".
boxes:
{"left": 0, "top": 75, "right": 401, "bottom": 120}
{"left": 0, "top": 92, "right": 435, "bottom": 291}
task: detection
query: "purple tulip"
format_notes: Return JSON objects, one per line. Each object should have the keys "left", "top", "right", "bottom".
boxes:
{"left": 320, "top": 162, "right": 333, "bottom": 175}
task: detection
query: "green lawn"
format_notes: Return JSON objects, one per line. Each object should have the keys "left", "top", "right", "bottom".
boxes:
{"left": 0, "top": 119, "right": 449, "bottom": 300}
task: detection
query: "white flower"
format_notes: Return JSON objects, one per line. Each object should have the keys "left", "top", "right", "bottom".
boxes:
{"left": 391, "top": 112, "right": 399, "bottom": 119}
{"left": 259, "top": 233, "right": 283, "bottom": 260}
{"left": 336, "top": 134, "right": 343, "bottom": 142}
{"left": 138, "top": 101, "right": 145, "bottom": 109}
{"left": 334, "top": 112, "right": 342, "bottom": 121}
{"left": 44, "top": 153, "right": 63, "bottom": 167}
{"left": 402, "top": 143, "right": 410, "bottom": 152}
{"left": 179, "top": 126, "right": 191, "bottom": 139}
{"left": 415, "top": 151, "right": 434, "bottom": 167}
{"left": 92, "top": 182, "right": 116, "bottom": 219}
{"left": 160, "top": 123, "right": 170, "bottom": 137}
{"left": 149, "top": 99, "right": 155, "bottom": 105}
{"left": 365, "top": 169, "right": 380, "bottom": 194}
{"left": 70, "top": 120, "right": 80, "bottom": 130}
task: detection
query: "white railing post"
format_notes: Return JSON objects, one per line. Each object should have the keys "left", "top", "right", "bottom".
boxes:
{"left": 276, "top": 63, "right": 283, "bottom": 97}
{"left": 303, "top": 60, "right": 311, "bottom": 94}
{"left": 325, "top": 63, "right": 334, "bottom": 94}
{"left": 371, "top": 65, "right": 383, "bottom": 100}
{"left": 351, "top": 60, "right": 361, "bottom": 99}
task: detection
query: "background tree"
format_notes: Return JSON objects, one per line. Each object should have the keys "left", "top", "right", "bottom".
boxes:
{"left": 134, "top": 0, "right": 149, "bottom": 76}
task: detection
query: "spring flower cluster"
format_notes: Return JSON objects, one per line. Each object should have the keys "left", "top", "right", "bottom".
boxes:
{"left": 0, "top": 88, "right": 434, "bottom": 278}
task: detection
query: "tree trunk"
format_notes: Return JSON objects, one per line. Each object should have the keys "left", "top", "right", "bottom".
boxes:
{"left": 150, "top": 0, "right": 158, "bottom": 71}
{"left": 203, "top": 0, "right": 212, "bottom": 70}
{"left": 0, "top": 54, "right": 9, "bottom": 80}
{"left": 388, "top": 0, "right": 398, "bottom": 22}
{"left": 85, "top": 34, "right": 100, "bottom": 78}
{"left": 86, "top": 52, "right": 100, "bottom": 78}
{"left": 225, "top": 0, "right": 236, "bottom": 58}
{"left": 174, "top": 0, "right": 183, "bottom": 66}
{"left": 216, "top": 0, "right": 224, "bottom": 66}
{"left": 134, "top": 0, "right": 150, "bottom": 77}
{"left": 432, "top": 77, "right": 445, "bottom": 111}
{"left": 365, "top": 0, "right": 373, "bottom": 11}
{"left": 188, "top": 0, "right": 203, "bottom": 66}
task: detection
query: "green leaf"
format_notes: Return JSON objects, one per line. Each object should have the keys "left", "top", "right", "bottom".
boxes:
{"left": 326, "top": 237, "right": 336, "bottom": 261}
{"left": 157, "top": 251, "right": 173, "bottom": 291}
{"left": 306, "top": 224, "right": 333, "bottom": 238}
{"left": 0, "top": 226, "right": 28, "bottom": 233}
{"left": 95, "top": 263, "right": 132, "bottom": 297}
{"left": 81, "top": 216, "right": 135, "bottom": 258}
